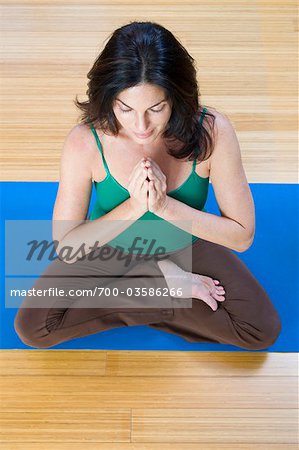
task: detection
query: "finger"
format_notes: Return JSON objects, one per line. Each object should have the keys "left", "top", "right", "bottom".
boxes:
{"left": 215, "top": 285, "right": 225, "bottom": 293}
{"left": 148, "top": 173, "right": 163, "bottom": 195}
{"left": 208, "top": 283, "right": 226, "bottom": 300}
{"left": 141, "top": 158, "right": 151, "bottom": 167}
{"left": 213, "top": 279, "right": 225, "bottom": 293}
{"left": 147, "top": 180, "right": 154, "bottom": 201}
{"left": 133, "top": 158, "right": 147, "bottom": 174}
{"left": 204, "top": 278, "right": 224, "bottom": 293}
{"left": 142, "top": 156, "right": 158, "bottom": 164}
{"left": 217, "top": 288, "right": 225, "bottom": 295}
{"left": 144, "top": 156, "right": 159, "bottom": 169}
{"left": 144, "top": 158, "right": 165, "bottom": 177}
{"left": 211, "top": 279, "right": 225, "bottom": 292}
{"left": 128, "top": 158, "right": 147, "bottom": 183}
{"left": 144, "top": 160, "right": 168, "bottom": 192}
{"left": 148, "top": 179, "right": 155, "bottom": 191}
{"left": 142, "top": 179, "right": 149, "bottom": 191}
{"left": 135, "top": 173, "right": 148, "bottom": 193}
{"left": 137, "top": 167, "right": 150, "bottom": 190}
{"left": 147, "top": 165, "right": 164, "bottom": 188}
{"left": 203, "top": 296, "right": 218, "bottom": 311}
{"left": 129, "top": 166, "right": 148, "bottom": 192}
{"left": 212, "top": 291, "right": 225, "bottom": 301}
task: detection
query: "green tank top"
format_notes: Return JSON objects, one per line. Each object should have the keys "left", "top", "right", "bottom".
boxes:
{"left": 87, "top": 107, "right": 209, "bottom": 255}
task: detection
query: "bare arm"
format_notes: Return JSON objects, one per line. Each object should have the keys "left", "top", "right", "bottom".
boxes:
{"left": 52, "top": 125, "right": 146, "bottom": 263}
{"left": 155, "top": 111, "right": 255, "bottom": 252}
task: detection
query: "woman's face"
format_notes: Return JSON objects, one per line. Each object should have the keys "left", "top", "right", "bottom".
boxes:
{"left": 112, "top": 83, "right": 172, "bottom": 143}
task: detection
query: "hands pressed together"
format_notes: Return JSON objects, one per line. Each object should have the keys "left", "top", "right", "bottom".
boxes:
{"left": 127, "top": 156, "right": 169, "bottom": 215}
{"left": 127, "top": 157, "right": 227, "bottom": 308}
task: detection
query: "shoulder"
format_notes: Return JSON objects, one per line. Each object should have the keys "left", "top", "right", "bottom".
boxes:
{"left": 59, "top": 123, "right": 96, "bottom": 175}
{"left": 199, "top": 106, "right": 235, "bottom": 172}
{"left": 206, "top": 109, "right": 243, "bottom": 183}
{"left": 61, "top": 122, "right": 95, "bottom": 161}
{"left": 202, "top": 106, "right": 231, "bottom": 133}
{"left": 205, "top": 107, "right": 235, "bottom": 145}
{"left": 63, "top": 122, "right": 93, "bottom": 151}
{"left": 204, "top": 107, "right": 239, "bottom": 154}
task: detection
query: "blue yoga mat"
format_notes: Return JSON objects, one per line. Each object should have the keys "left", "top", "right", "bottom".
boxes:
{"left": 1, "top": 181, "right": 298, "bottom": 351}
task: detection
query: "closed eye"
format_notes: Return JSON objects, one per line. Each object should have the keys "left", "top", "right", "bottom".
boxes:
{"left": 120, "top": 106, "right": 165, "bottom": 113}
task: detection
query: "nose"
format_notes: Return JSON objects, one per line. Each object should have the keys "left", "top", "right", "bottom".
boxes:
{"left": 134, "top": 114, "right": 151, "bottom": 133}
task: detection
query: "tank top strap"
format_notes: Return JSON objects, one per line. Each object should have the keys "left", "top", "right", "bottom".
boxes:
{"left": 193, "top": 106, "right": 208, "bottom": 170}
{"left": 86, "top": 117, "right": 110, "bottom": 175}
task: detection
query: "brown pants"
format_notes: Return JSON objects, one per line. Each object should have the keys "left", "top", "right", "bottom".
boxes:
{"left": 14, "top": 237, "right": 282, "bottom": 350}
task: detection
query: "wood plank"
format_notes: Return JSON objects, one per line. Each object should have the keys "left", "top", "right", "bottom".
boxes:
{"left": 132, "top": 409, "right": 298, "bottom": 444}
{"left": 1, "top": 351, "right": 297, "bottom": 377}
{"left": 0, "top": 376, "right": 296, "bottom": 409}
{"left": 0, "top": 410, "right": 131, "bottom": 443}
{"left": 0, "top": 350, "right": 107, "bottom": 376}
{"left": 2, "top": 444, "right": 298, "bottom": 450}
{"left": 106, "top": 351, "right": 298, "bottom": 377}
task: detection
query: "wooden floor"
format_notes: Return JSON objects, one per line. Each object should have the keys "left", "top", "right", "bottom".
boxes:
{"left": 0, "top": 0, "right": 297, "bottom": 183}
{"left": 0, "top": 0, "right": 298, "bottom": 448}
{"left": 0, "top": 351, "right": 298, "bottom": 448}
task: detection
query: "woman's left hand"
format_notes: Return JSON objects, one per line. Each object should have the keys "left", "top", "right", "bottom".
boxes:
{"left": 143, "top": 157, "right": 169, "bottom": 214}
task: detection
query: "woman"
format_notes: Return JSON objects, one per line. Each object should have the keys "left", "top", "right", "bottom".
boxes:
{"left": 14, "top": 21, "right": 281, "bottom": 349}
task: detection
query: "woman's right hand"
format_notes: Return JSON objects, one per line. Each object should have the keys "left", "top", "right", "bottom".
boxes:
{"left": 127, "top": 158, "right": 149, "bottom": 214}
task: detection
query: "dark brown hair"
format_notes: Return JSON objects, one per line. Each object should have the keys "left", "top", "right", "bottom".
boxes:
{"left": 75, "top": 21, "right": 216, "bottom": 163}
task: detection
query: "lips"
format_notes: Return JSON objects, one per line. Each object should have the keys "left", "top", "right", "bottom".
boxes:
{"left": 134, "top": 130, "right": 153, "bottom": 138}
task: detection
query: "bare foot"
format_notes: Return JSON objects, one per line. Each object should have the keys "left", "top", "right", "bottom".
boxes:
{"left": 157, "top": 259, "right": 226, "bottom": 311}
